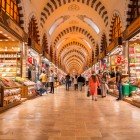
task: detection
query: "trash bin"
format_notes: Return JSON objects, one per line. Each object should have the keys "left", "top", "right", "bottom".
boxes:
{"left": 129, "top": 84, "right": 137, "bottom": 93}
{"left": 122, "top": 84, "right": 130, "bottom": 96}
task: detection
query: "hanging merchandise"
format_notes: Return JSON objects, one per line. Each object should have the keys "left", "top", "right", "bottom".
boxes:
{"left": 27, "top": 48, "right": 40, "bottom": 82}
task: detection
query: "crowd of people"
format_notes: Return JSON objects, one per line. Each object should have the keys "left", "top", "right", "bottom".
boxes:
{"left": 36, "top": 66, "right": 122, "bottom": 102}
{"left": 65, "top": 74, "right": 86, "bottom": 91}
{"left": 64, "top": 66, "right": 122, "bottom": 101}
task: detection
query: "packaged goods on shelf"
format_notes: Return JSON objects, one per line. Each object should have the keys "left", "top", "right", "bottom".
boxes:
{"left": 15, "top": 77, "right": 35, "bottom": 86}
{"left": 0, "top": 78, "right": 21, "bottom": 87}
{"left": 15, "top": 77, "right": 37, "bottom": 98}
{"left": 0, "top": 78, "right": 22, "bottom": 107}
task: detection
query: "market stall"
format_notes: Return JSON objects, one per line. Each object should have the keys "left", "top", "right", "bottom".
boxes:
{"left": 27, "top": 48, "right": 41, "bottom": 82}
{"left": 0, "top": 78, "right": 22, "bottom": 108}
{"left": 122, "top": 17, "right": 140, "bottom": 106}
{"left": 15, "top": 77, "right": 37, "bottom": 99}
{"left": 0, "top": 42, "right": 22, "bottom": 77}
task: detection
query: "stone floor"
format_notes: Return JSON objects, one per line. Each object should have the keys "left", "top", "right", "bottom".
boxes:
{"left": 0, "top": 86, "right": 140, "bottom": 140}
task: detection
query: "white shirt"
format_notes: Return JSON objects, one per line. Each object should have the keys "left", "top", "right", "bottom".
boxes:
{"left": 74, "top": 77, "right": 78, "bottom": 84}
{"left": 49, "top": 73, "right": 55, "bottom": 82}
{"left": 36, "top": 81, "right": 43, "bottom": 90}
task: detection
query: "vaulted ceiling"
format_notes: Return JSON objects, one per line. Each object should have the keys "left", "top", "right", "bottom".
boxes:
{"left": 26, "top": 0, "right": 128, "bottom": 74}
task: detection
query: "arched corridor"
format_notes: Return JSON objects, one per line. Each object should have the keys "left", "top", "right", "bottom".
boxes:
{"left": 0, "top": 1, "right": 140, "bottom": 139}
{"left": 0, "top": 86, "right": 140, "bottom": 140}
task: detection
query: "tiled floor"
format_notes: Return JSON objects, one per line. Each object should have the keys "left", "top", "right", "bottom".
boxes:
{"left": 0, "top": 86, "right": 140, "bottom": 140}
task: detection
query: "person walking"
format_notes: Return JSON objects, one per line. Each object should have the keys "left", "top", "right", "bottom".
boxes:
{"left": 65, "top": 74, "right": 70, "bottom": 90}
{"left": 85, "top": 75, "right": 89, "bottom": 86}
{"left": 101, "top": 72, "right": 108, "bottom": 98}
{"left": 77, "top": 74, "right": 85, "bottom": 91}
{"left": 73, "top": 75, "right": 78, "bottom": 90}
{"left": 116, "top": 66, "right": 123, "bottom": 100}
{"left": 49, "top": 70, "right": 55, "bottom": 93}
{"left": 89, "top": 73, "right": 100, "bottom": 101}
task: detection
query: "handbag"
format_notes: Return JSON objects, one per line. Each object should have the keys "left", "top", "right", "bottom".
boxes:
{"left": 87, "top": 90, "right": 91, "bottom": 97}
{"left": 97, "top": 87, "right": 102, "bottom": 95}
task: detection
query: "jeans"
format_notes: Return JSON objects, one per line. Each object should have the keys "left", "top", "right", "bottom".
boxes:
{"left": 50, "top": 82, "right": 54, "bottom": 93}
{"left": 78, "top": 82, "right": 83, "bottom": 91}
{"left": 117, "top": 83, "right": 123, "bottom": 100}
{"left": 74, "top": 84, "right": 78, "bottom": 90}
{"left": 66, "top": 82, "right": 70, "bottom": 90}
{"left": 37, "top": 88, "right": 46, "bottom": 95}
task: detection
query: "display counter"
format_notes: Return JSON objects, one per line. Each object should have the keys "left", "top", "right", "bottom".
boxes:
{"left": 0, "top": 86, "right": 22, "bottom": 107}
{"left": 15, "top": 77, "right": 37, "bottom": 99}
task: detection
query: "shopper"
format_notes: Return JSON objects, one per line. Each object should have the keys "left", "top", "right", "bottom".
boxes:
{"left": 85, "top": 75, "right": 89, "bottom": 86}
{"left": 39, "top": 71, "right": 48, "bottom": 87}
{"left": 110, "top": 68, "right": 116, "bottom": 78}
{"left": 116, "top": 66, "right": 123, "bottom": 100}
{"left": 89, "top": 72, "right": 100, "bottom": 101}
{"left": 77, "top": 74, "right": 85, "bottom": 91}
{"left": 101, "top": 72, "right": 108, "bottom": 98}
{"left": 49, "top": 70, "right": 55, "bottom": 94}
{"left": 65, "top": 74, "right": 70, "bottom": 90}
{"left": 73, "top": 75, "right": 78, "bottom": 90}
{"left": 36, "top": 79, "right": 46, "bottom": 96}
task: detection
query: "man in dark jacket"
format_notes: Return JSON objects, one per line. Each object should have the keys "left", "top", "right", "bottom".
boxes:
{"left": 77, "top": 75, "right": 85, "bottom": 91}
{"left": 65, "top": 74, "right": 70, "bottom": 90}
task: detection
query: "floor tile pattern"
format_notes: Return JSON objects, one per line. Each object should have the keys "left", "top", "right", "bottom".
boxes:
{"left": 0, "top": 86, "right": 140, "bottom": 140}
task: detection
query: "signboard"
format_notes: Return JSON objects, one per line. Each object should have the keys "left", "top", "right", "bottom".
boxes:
{"left": 123, "top": 17, "right": 140, "bottom": 40}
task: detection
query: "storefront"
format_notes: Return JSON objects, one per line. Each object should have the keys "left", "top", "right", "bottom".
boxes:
{"left": 27, "top": 48, "right": 41, "bottom": 82}
{"left": 41, "top": 57, "right": 50, "bottom": 76}
{"left": 106, "top": 40, "right": 128, "bottom": 75}
{"left": 98, "top": 52, "right": 109, "bottom": 72}
{"left": 123, "top": 17, "right": 140, "bottom": 104}
{"left": 0, "top": 8, "right": 29, "bottom": 109}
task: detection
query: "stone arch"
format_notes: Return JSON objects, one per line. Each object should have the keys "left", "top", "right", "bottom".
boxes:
{"left": 40, "top": 0, "right": 109, "bottom": 27}
{"left": 28, "top": 15, "right": 40, "bottom": 44}
{"left": 42, "top": 33, "right": 49, "bottom": 54}
{"left": 95, "top": 44, "right": 99, "bottom": 57}
{"left": 17, "top": 0, "right": 25, "bottom": 29}
{"left": 100, "top": 33, "right": 107, "bottom": 54}
{"left": 109, "top": 12, "right": 123, "bottom": 43}
{"left": 53, "top": 26, "right": 95, "bottom": 46}
{"left": 126, "top": 0, "right": 140, "bottom": 26}
{"left": 58, "top": 41, "right": 89, "bottom": 57}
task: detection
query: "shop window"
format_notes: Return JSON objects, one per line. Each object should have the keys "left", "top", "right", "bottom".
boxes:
{"left": 42, "top": 34, "right": 49, "bottom": 54}
{"left": 0, "top": 0, "right": 20, "bottom": 24}
{"left": 110, "top": 15, "right": 122, "bottom": 42}
{"left": 28, "top": 16, "right": 40, "bottom": 44}
{"left": 127, "top": 0, "right": 140, "bottom": 26}
{"left": 100, "top": 34, "right": 107, "bottom": 54}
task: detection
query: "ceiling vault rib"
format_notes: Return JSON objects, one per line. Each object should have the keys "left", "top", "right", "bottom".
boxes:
{"left": 40, "top": 0, "right": 108, "bottom": 27}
